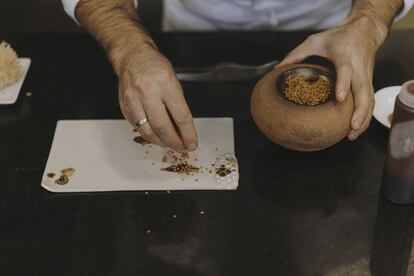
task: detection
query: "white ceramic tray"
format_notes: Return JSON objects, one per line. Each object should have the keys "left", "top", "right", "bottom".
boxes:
{"left": 41, "top": 119, "right": 239, "bottom": 192}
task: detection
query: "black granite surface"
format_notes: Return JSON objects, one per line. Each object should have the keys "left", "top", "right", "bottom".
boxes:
{"left": 1, "top": 31, "right": 414, "bottom": 276}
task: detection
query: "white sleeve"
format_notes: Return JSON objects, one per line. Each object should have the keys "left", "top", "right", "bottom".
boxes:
{"left": 395, "top": 0, "right": 414, "bottom": 21}
{"left": 62, "top": 0, "right": 139, "bottom": 25}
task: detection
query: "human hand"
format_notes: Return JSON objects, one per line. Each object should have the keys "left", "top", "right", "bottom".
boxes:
{"left": 115, "top": 45, "right": 198, "bottom": 152}
{"left": 278, "top": 18, "right": 388, "bottom": 140}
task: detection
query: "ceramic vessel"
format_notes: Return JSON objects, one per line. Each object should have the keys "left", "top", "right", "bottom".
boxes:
{"left": 250, "top": 63, "right": 353, "bottom": 151}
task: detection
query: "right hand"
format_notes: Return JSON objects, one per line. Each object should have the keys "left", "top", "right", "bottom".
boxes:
{"left": 116, "top": 45, "right": 198, "bottom": 153}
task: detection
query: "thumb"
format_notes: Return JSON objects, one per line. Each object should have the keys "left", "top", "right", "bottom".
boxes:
{"left": 277, "top": 43, "right": 314, "bottom": 68}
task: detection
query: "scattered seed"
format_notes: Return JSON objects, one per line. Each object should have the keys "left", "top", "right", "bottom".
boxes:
{"left": 172, "top": 214, "right": 177, "bottom": 219}
{"left": 152, "top": 162, "right": 155, "bottom": 166}
{"left": 25, "top": 92, "right": 32, "bottom": 97}
{"left": 226, "top": 157, "right": 238, "bottom": 166}
{"left": 133, "top": 136, "right": 150, "bottom": 145}
{"left": 161, "top": 162, "right": 200, "bottom": 175}
{"left": 195, "top": 179, "right": 198, "bottom": 182}
{"left": 161, "top": 156, "right": 168, "bottom": 163}
{"left": 133, "top": 129, "right": 138, "bottom": 132}
{"left": 200, "top": 211, "right": 205, "bottom": 215}
{"left": 145, "top": 191, "right": 149, "bottom": 195}
{"left": 55, "top": 175, "right": 69, "bottom": 185}
{"left": 146, "top": 229, "right": 151, "bottom": 234}
{"left": 47, "top": 172, "right": 55, "bottom": 178}
{"left": 216, "top": 165, "right": 232, "bottom": 177}
{"left": 180, "top": 152, "right": 189, "bottom": 160}
{"left": 145, "top": 151, "right": 149, "bottom": 154}
{"left": 61, "top": 167, "right": 75, "bottom": 177}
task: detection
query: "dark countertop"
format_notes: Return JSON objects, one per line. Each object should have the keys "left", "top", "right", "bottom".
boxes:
{"left": 1, "top": 31, "right": 414, "bottom": 276}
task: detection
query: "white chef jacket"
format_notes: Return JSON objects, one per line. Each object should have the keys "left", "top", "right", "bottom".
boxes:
{"left": 62, "top": 0, "right": 414, "bottom": 31}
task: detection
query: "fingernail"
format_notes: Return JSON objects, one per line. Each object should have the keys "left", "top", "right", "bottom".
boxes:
{"left": 187, "top": 143, "right": 197, "bottom": 151}
{"left": 349, "top": 132, "right": 357, "bottom": 141}
{"left": 338, "top": 90, "right": 347, "bottom": 101}
{"left": 353, "top": 119, "right": 361, "bottom": 130}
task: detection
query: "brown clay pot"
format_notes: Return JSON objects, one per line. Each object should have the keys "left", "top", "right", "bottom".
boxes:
{"left": 250, "top": 63, "right": 354, "bottom": 151}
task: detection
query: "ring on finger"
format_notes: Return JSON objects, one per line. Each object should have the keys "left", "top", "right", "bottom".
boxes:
{"left": 136, "top": 117, "right": 149, "bottom": 128}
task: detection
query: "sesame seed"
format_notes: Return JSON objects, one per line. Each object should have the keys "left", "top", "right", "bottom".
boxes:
{"left": 284, "top": 74, "right": 332, "bottom": 106}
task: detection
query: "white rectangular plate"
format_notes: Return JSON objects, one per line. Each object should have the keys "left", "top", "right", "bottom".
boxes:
{"left": 0, "top": 58, "right": 31, "bottom": 104}
{"left": 41, "top": 119, "right": 238, "bottom": 192}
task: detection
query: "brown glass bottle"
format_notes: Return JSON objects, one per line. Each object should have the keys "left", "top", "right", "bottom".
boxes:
{"left": 382, "top": 81, "right": 414, "bottom": 204}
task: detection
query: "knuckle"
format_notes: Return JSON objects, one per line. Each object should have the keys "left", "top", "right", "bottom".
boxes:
{"left": 368, "top": 93, "right": 375, "bottom": 102}
{"left": 306, "top": 34, "right": 318, "bottom": 43}
{"left": 368, "top": 97, "right": 376, "bottom": 110}
{"left": 174, "top": 111, "right": 192, "bottom": 126}
{"left": 340, "top": 62, "right": 352, "bottom": 73}
{"left": 148, "top": 67, "right": 175, "bottom": 83}
{"left": 122, "top": 90, "right": 135, "bottom": 104}
{"left": 158, "top": 67, "right": 174, "bottom": 79}
{"left": 152, "top": 120, "right": 169, "bottom": 135}
{"left": 139, "top": 129, "right": 156, "bottom": 141}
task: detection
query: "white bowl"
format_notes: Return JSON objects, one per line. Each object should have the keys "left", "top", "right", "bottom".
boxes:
{"left": 0, "top": 58, "right": 31, "bottom": 105}
{"left": 373, "top": 86, "right": 401, "bottom": 129}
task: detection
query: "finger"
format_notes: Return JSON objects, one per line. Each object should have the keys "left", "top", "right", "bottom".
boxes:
{"left": 277, "top": 35, "right": 322, "bottom": 67}
{"left": 278, "top": 45, "right": 312, "bottom": 67}
{"left": 143, "top": 98, "right": 186, "bottom": 153}
{"left": 163, "top": 86, "right": 198, "bottom": 151}
{"left": 334, "top": 61, "right": 353, "bottom": 102}
{"left": 136, "top": 121, "right": 166, "bottom": 147}
{"left": 119, "top": 90, "right": 138, "bottom": 129}
{"left": 348, "top": 71, "right": 374, "bottom": 134}
{"left": 348, "top": 100, "right": 374, "bottom": 141}
{"left": 120, "top": 89, "right": 165, "bottom": 147}
{"left": 130, "top": 104, "right": 165, "bottom": 148}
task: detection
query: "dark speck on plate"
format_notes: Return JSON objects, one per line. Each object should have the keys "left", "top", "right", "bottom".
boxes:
{"left": 133, "top": 136, "right": 150, "bottom": 145}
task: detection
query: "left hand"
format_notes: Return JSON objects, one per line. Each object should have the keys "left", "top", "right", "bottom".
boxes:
{"left": 278, "top": 18, "right": 388, "bottom": 140}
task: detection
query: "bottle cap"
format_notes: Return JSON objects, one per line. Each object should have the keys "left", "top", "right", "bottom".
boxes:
{"left": 399, "top": 81, "right": 414, "bottom": 108}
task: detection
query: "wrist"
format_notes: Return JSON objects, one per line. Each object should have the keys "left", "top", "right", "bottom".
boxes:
{"left": 342, "top": 16, "right": 390, "bottom": 48}
{"left": 109, "top": 34, "right": 158, "bottom": 76}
